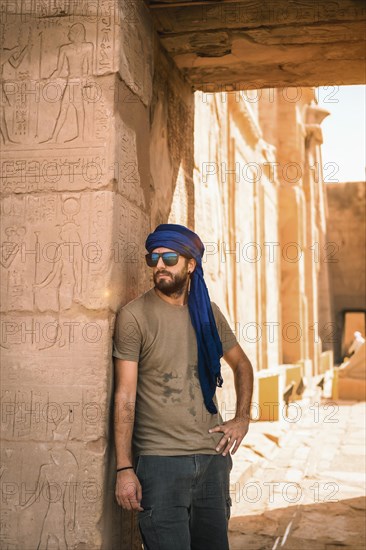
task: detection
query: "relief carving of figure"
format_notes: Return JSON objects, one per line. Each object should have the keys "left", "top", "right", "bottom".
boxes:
{"left": 18, "top": 416, "right": 78, "bottom": 550}
{"left": 42, "top": 23, "right": 94, "bottom": 143}
{"left": 1, "top": 26, "right": 32, "bottom": 144}
{"left": 33, "top": 221, "right": 83, "bottom": 311}
{"left": 0, "top": 226, "right": 26, "bottom": 268}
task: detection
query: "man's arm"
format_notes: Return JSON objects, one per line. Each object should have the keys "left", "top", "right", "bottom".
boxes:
{"left": 209, "top": 343, "right": 254, "bottom": 456}
{"left": 114, "top": 358, "right": 143, "bottom": 511}
{"left": 225, "top": 343, "right": 254, "bottom": 421}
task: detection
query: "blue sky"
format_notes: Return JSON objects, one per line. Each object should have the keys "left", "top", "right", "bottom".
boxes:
{"left": 317, "top": 85, "right": 365, "bottom": 183}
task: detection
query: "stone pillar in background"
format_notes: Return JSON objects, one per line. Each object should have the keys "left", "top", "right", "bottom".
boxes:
{"left": 326, "top": 182, "right": 366, "bottom": 362}
{"left": 261, "top": 88, "right": 333, "bottom": 372}
{"left": 304, "top": 103, "right": 332, "bottom": 371}
{"left": 276, "top": 89, "right": 309, "bottom": 366}
{"left": 279, "top": 185, "right": 307, "bottom": 363}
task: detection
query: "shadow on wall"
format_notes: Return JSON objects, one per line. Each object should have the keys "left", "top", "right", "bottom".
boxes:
{"left": 105, "top": 38, "right": 195, "bottom": 550}
{"left": 149, "top": 41, "right": 195, "bottom": 229}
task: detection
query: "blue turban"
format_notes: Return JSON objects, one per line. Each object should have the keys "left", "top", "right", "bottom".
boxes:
{"left": 145, "top": 223, "right": 223, "bottom": 414}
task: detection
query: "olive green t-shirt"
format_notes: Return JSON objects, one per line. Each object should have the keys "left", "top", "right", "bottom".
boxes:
{"left": 113, "top": 288, "right": 238, "bottom": 457}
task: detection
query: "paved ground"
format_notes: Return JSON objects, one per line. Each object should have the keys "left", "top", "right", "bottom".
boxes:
{"left": 228, "top": 398, "right": 366, "bottom": 550}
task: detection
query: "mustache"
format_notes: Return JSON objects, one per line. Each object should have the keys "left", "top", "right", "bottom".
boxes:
{"left": 155, "top": 271, "right": 172, "bottom": 277}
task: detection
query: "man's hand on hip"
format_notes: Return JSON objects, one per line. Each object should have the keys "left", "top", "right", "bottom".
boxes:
{"left": 115, "top": 470, "right": 143, "bottom": 511}
{"left": 209, "top": 416, "right": 250, "bottom": 456}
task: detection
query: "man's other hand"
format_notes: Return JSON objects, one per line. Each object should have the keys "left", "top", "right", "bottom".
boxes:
{"left": 209, "top": 416, "right": 250, "bottom": 456}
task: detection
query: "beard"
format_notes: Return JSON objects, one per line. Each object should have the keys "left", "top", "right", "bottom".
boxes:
{"left": 153, "top": 264, "right": 189, "bottom": 297}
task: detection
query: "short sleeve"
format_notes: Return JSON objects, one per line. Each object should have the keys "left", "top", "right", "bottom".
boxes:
{"left": 211, "top": 302, "right": 239, "bottom": 354}
{"left": 113, "top": 307, "right": 142, "bottom": 361}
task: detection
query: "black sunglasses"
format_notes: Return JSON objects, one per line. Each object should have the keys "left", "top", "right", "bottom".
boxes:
{"left": 145, "top": 252, "right": 181, "bottom": 267}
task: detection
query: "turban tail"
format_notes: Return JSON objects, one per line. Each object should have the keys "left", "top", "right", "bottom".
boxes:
{"left": 145, "top": 224, "right": 223, "bottom": 414}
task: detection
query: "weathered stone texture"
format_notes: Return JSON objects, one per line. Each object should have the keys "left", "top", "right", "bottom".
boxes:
{"left": 258, "top": 88, "right": 332, "bottom": 375}
{"left": 150, "top": 42, "right": 195, "bottom": 229}
{"left": 279, "top": 185, "right": 308, "bottom": 364}
{"left": 326, "top": 181, "right": 366, "bottom": 362}
{"left": 149, "top": 0, "right": 366, "bottom": 90}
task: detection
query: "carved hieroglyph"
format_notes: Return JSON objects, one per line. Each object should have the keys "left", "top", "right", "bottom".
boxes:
{"left": 1, "top": 308, "right": 111, "bottom": 548}
{"left": 0, "top": 192, "right": 118, "bottom": 312}
{"left": 1, "top": 2, "right": 117, "bottom": 146}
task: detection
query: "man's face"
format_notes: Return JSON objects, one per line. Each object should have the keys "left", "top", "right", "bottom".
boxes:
{"left": 152, "top": 247, "right": 191, "bottom": 296}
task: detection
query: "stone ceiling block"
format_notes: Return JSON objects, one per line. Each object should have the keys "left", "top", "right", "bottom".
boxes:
{"left": 148, "top": 0, "right": 366, "bottom": 90}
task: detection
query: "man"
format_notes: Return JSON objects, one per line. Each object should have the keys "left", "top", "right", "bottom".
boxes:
{"left": 113, "top": 223, "right": 253, "bottom": 550}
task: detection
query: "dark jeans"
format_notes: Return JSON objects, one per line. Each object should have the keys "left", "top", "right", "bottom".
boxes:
{"left": 134, "top": 454, "right": 233, "bottom": 550}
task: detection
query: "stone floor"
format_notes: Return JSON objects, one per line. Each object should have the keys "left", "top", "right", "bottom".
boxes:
{"left": 228, "top": 399, "right": 366, "bottom": 550}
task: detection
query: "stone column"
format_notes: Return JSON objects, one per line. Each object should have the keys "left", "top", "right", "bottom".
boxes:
{"left": 304, "top": 104, "right": 331, "bottom": 372}
{"left": 304, "top": 104, "right": 333, "bottom": 360}
{"left": 276, "top": 91, "right": 309, "bottom": 365}
{"left": 1, "top": 0, "right": 196, "bottom": 546}
{"left": 0, "top": 1, "right": 153, "bottom": 548}
{"left": 326, "top": 182, "right": 366, "bottom": 362}
{"left": 279, "top": 185, "right": 308, "bottom": 363}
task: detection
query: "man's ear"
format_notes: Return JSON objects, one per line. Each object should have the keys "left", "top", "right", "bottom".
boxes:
{"left": 188, "top": 258, "right": 196, "bottom": 274}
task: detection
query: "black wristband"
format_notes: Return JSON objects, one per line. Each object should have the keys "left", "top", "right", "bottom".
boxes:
{"left": 116, "top": 466, "right": 134, "bottom": 473}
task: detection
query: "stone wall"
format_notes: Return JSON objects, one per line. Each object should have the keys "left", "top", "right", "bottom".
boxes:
{"left": 0, "top": 1, "right": 194, "bottom": 548}
{"left": 192, "top": 90, "right": 281, "bottom": 416}
{"left": 258, "top": 88, "right": 332, "bottom": 376}
{"left": 326, "top": 181, "right": 366, "bottom": 362}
